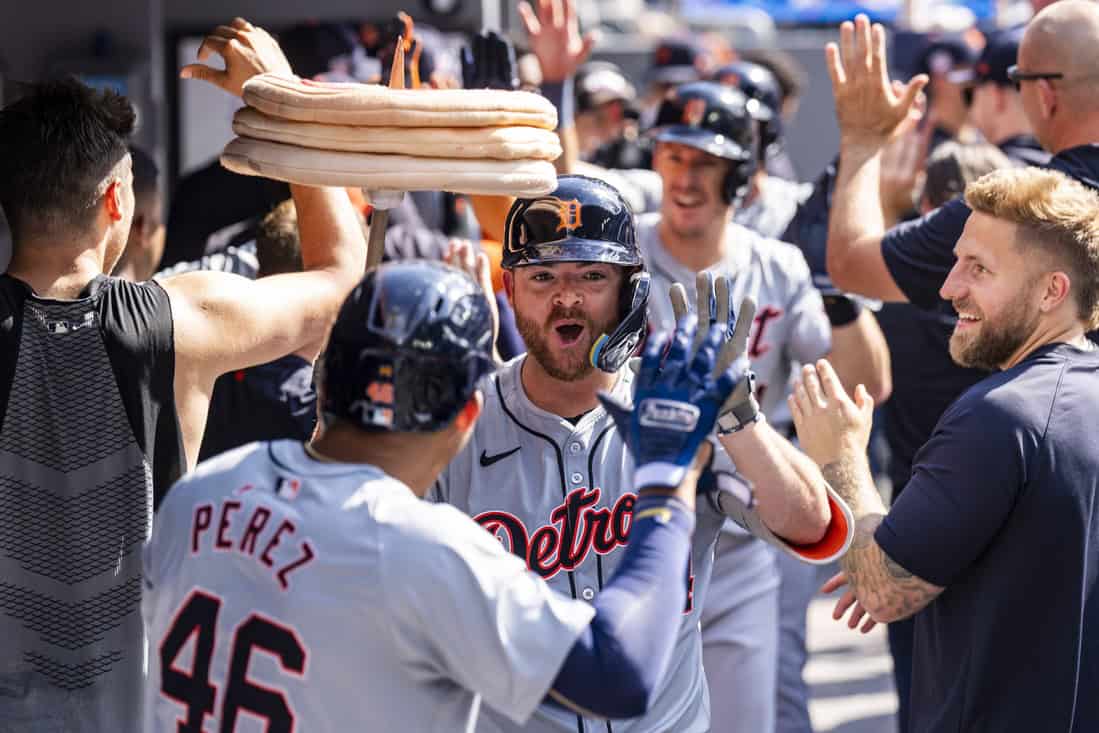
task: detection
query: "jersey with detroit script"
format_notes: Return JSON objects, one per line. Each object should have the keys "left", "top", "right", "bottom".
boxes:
{"left": 432, "top": 361, "right": 726, "bottom": 733}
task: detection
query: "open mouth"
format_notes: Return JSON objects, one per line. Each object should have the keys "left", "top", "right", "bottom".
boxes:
{"left": 554, "top": 323, "right": 585, "bottom": 346}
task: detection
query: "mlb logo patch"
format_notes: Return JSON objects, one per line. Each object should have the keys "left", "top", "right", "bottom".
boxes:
{"left": 277, "top": 477, "right": 302, "bottom": 500}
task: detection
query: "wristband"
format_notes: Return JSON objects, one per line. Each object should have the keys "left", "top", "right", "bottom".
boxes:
{"left": 716, "top": 409, "right": 765, "bottom": 436}
{"left": 823, "top": 293, "right": 863, "bottom": 327}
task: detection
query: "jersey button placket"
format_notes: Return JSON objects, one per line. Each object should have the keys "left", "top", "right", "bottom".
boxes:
{"left": 570, "top": 471, "right": 583, "bottom": 484}
{"left": 581, "top": 587, "right": 595, "bottom": 601}
{"left": 568, "top": 442, "right": 583, "bottom": 454}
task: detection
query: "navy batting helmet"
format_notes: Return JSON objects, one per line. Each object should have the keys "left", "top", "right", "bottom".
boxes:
{"left": 711, "top": 61, "right": 783, "bottom": 153}
{"left": 319, "top": 260, "right": 496, "bottom": 432}
{"left": 648, "top": 81, "right": 760, "bottom": 205}
{"left": 503, "top": 175, "right": 650, "bottom": 374}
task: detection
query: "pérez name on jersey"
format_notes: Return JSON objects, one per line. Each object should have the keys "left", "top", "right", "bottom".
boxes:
{"left": 189, "top": 482, "right": 316, "bottom": 590}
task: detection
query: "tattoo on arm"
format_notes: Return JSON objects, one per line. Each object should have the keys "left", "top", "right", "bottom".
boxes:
{"left": 822, "top": 457, "right": 943, "bottom": 622}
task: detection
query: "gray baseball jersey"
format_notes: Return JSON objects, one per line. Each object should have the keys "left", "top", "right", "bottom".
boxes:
{"left": 143, "top": 440, "right": 593, "bottom": 733}
{"left": 732, "top": 177, "right": 814, "bottom": 241}
{"left": 637, "top": 213, "right": 831, "bottom": 424}
{"left": 431, "top": 362, "right": 726, "bottom": 733}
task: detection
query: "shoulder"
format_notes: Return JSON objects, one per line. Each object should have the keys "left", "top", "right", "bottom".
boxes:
{"left": 159, "top": 442, "right": 269, "bottom": 515}
{"left": 939, "top": 358, "right": 1063, "bottom": 439}
{"left": 728, "top": 222, "right": 812, "bottom": 279}
{"left": 376, "top": 492, "right": 517, "bottom": 576}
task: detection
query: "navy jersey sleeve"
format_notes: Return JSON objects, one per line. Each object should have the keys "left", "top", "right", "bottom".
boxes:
{"left": 880, "top": 198, "right": 971, "bottom": 309}
{"left": 874, "top": 392, "right": 1027, "bottom": 587}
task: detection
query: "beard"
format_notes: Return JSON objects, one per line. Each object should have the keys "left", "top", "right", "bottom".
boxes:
{"left": 949, "top": 286, "right": 1041, "bottom": 371}
{"left": 516, "top": 305, "right": 618, "bottom": 382}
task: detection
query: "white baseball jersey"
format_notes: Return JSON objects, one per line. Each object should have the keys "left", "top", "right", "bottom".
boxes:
{"left": 143, "top": 440, "right": 594, "bottom": 733}
{"left": 637, "top": 213, "right": 831, "bottom": 427}
{"left": 430, "top": 362, "right": 727, "bottom": 733}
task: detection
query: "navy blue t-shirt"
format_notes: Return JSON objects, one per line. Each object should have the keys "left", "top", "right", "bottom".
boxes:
{"left": 875, "top": 341, "right": 1099, "bottom": 733}
{"left": 881, "top": 144, "right": 1099, "bottom": 308}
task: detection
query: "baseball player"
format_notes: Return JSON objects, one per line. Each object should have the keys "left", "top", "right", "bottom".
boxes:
{"left": 711, "top": 61, "right": 814, "bottom": 240}
{"left": 639, "top": 81, "right": 892, "bottom": 733}
{"left": 432, "top": 175, "right": 854, "bottom": 733}
{"left": 143, "top": 259, "right": 739, "bottom": 732}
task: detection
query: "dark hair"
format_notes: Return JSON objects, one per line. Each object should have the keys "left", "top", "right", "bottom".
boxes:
{"left": 128, "top": 144, "right": 159, "bottom": 198}
{"left": 0, "top": 77, "right": 135, "bottom": 240}
{"left": 923, "top": 141, "right": 1012, "bottom": 210}
{"left": 255, "top": 199, "right": 303, "bottom": 278}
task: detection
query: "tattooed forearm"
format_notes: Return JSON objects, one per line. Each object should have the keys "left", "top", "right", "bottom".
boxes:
{"left": 822, "top": 456, "right": 943, "bottom": 623}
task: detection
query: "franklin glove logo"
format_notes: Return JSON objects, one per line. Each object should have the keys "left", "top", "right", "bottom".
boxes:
{"left": 638, "top": 398, "right": 700, "bottom": 432}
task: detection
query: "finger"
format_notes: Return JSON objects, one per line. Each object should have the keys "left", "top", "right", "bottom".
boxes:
{"left": 179, "top": 63, "right": 227, "bottom": 86}
{"left": 871, "top": 23, "right": 890, "bottom": 90}
{"left": 802, "top": 364, "right": 826, "bottom": 407}
{"left": 550, "top": 0, "right": 565, "bottom": 31}
{"left": 670, "top": 283, "right": 690, "bottom": 323}
{"left": 639, "top": 330, "right": 670, "bottom": 385}
{"left": 899, "top": 75, "right": 929, "bottom": 116}
{"left": 579, "top": 32, "right": 599, "bottom": 62}
{"left": 815, "top": 359, "right": 847, "bottom": 402}
{"left": 820, "top": 571, "right": 848, "bottom": 594}
{"left": 476, "top": 252, "right": 494, "bottom": 295}
{"left": 854, "top": 14, "right": 872, "bottom": 70}
{"left": 666, "top": 314, "right": 697, "bottom": 369}
{"left": 713, "top": 296, "right": 755, "bottom": 374}
{"left": 825, "top": 42, "right": 846, "bottom": 89}
{"left": 855, "top": 383, "right": 875, "bottom": 416}
{"left": 848, "top": 602, "right": 867, "bottom": 630}
{"left": 518, "top": 2, "right": 540, "bottom": 36}
{"left": 564, "top": 0, "right": 578, "bottom": 33}
{"left": 793, "top": 378, "right": 811, "bottom": 416}
{"left": 860, "top": 616, "right": 878, "bottom": 634}
{"left": 230, "top": 17, "right": 253, "bottom": 30}
{"left": 693, "top": 271, "right": 713, "bottom": 356}
{"left": 839, "top": 21, "right": 856, "bottom": 78}
{"left": 716, "top": 275, "right": 731, "bottom": 337}
{"left": 832, "top": 589, "right": 858, "bottom": 620}
{"left": 691, "top": 322, "right": 724, "bottom": 380}
{"left": 196, "top": 35, "right": 230, "bottom": 62}
{"left": 463, "top": 241, "right": 476, "bottom": 272}
{"left": 788, "top": 394, "right": 803, "bottom": 430}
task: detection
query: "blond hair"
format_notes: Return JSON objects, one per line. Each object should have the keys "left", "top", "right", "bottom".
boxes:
{"left": 965, "top": 167, "right": 1099, "bottom": 328}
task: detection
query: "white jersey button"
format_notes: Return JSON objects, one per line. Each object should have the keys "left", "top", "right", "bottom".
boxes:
{"left": 581, "top": 587, "right": 595, "bottom": 601}
{"left": 570, "top": 472, "right": 583, "bottom": 484}
{"left": 569, "top": 442, "right": 583, "bottom": 454}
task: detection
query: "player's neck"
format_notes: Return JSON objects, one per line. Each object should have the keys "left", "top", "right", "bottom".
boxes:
{"left": 657, "top": 213, "right": 730, "bottom": 274}
{"left": 307, "top": 424, "right": 447, "bottom": 498}
{"left": 520, "top": 356, "right": 618, "bottom": 419}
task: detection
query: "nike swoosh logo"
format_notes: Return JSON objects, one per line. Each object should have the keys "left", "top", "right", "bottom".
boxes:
{"left": 479, "top": 446, "right": 521, "bottom": 467}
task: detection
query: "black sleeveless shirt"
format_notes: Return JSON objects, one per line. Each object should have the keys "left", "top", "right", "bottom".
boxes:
{"left": 0, "top": 273, "right": 182, "bottom": 731}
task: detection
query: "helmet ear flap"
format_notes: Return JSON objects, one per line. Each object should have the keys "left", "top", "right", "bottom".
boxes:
{"left": 590, "top": 270, "right": 651, "bottom": 373}
{"left": 723, "top": 157, "right": 757, "bottom": 205}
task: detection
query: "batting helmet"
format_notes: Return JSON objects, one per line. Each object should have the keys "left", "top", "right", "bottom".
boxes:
{"left": 647, "top": 81, "right": 760, "bottom": 205}
{"left": 319, "top": 260, "right": 496, "bottom": 432}
{"left": 711, "top": 61, "right": 783, "bottom": 153}
{"left": 502, "top": 174, "right": 650, "bottom": 374}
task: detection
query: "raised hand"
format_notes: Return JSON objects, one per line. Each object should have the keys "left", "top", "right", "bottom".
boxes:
{"left": 826, "top": 14, "right": 926, "bottom": 147}
{"left": 822, "top": 571, "right": 878, "bottom": 634}
{"left": 599, "top": 308, "right": 739, "bottom": 491}
{"left": 181, "top": 18, "right": 293, "bottom": 98}
{"left": 461, "top": 30, "right": 519, "bottom": 90}
{"left": 518, "top": 0, "right": 599, "bottom": 83}
{"left": 788, "top": 359, "right": 874, "bottom": 468}
{"left": 670, "top": 272, "right": 760, "bottom": 435}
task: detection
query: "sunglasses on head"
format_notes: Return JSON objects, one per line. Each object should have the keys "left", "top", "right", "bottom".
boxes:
{"left": 1006, "top": 65, "right": 1064, "bottom": 90}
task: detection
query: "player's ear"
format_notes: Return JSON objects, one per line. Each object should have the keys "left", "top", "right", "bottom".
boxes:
{"left": 502, "top": 270, "right": 515, "bottom": 304}
{"left": 454, "top": 391, "right": 483, "bottom": 431}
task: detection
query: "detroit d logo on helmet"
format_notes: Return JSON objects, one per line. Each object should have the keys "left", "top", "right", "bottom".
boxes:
{"left": 681, "top": 98, "right": 707, "bottom": 127}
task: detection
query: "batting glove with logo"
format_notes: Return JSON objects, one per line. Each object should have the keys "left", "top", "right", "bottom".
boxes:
{"left": 670, "top": 272, "right": 761, "bottom": 435}
{"left": 599, "top": 312, "right": 739, "bottom": 490}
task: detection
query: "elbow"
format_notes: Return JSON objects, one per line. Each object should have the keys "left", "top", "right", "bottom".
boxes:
{"left": 866, "top": 369, "right": 892, "bottom": 405}
{"left": 825, "top": 234, "right": 853, "bottom": 290}
{"left": 604, "top": 661, "right": 657, "bottom": 719}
